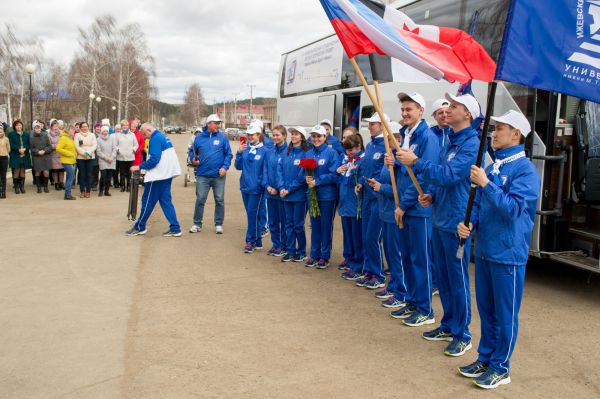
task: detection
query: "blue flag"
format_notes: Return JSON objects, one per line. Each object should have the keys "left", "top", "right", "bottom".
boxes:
{"left": 496, "top": 0, "right": 600, "bottom": 104}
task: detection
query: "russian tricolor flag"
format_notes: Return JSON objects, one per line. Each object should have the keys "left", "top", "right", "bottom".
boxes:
{"left": 319, "top": 0, "right": 496, "bottom": 84}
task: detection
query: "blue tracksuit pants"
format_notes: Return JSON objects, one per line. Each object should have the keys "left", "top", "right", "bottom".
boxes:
{"left": 242, "top": 192, "right": 264, "bottom": 247}
{"left": 309, "top": 200, "right": 336, "bottom": 260}
{"left": 475, "top": 258, "right": 525, "bottom": 374}
{"left": 431, "top": 227, "right": 472, "bottom": 341}
{"left": 267, "top": 197, "right": 286, "bottom": 250}
{"left": 259, "top": 194, "right": 268, "bottom": 231}
{"left": 402, "top": 215, "right": 434, "bottom": 317}
{"left": 134, "top": 178, "right": 180, "bottom": 233}
{"left": 383, "top": 221, "right": 408, "bottom": 299}
{"left": 341, "top": 216, "right": 364, "bottom": 273}
{"left": 284, "top": 201, "right": 307, "bottom": 257}
{"left": 361, "top": 199, "right": 384, "bottom": 279}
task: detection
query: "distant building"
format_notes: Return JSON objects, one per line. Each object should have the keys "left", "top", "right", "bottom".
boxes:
{"left": 263, "top": 102, "right": 277, "bottom": 130}
{"left": 217, "top": 104, "right": 264, "bottom": 127}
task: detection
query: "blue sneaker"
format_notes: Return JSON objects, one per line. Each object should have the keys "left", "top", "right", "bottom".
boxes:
{"left": 272, "top": 248, "right": 286, "bottom": 257}
{"left": 403, "top": 312, "right": 435, "bottom": 327}
{"left": 374, "top": 289, "right": 393, "bottom": 299}
{"left": 458, "top": 361, "right": 489, "bottom": 378}
{"left": 341, "top": 270, "right": 363, "bottom": 281}
{"left": 316, "top": 259, "right": 330, "bottom": 269}
{"left": 355, "top": 275, "right": 371, "bottom": 287}
{"left": 391, "top": 305, "right": 415, "bottom": 319}
{"left": 422, "top": 327, "right": 453, "bottom": 342}
{"left": 365, "top": 277, "right": 385, "bottom": 290}
{"left": 281, "top": 254, "right": 294, "bottom": 262}
{"left": 381, "top": 297, "right": 406, "bottom": 308}
{"left": 444, "top": 339, "right": 472, "bottom": 357}
{"left": 244, "top": 243, "right": 254, "bottom": 253}
{"left": 305, "top": 258, "right": 317, "bottom": 267}
{"left": 293, "top": 254, "right": 307, "bottom": 262}
{"left": 472, "top": 369, "right": 511, "bottom": 389}
{"left": 337, "top": 260, "right": 349, "bottom": 270}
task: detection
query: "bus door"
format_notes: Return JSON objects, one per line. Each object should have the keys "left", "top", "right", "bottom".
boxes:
{"left": 343, "top": 92, "right": 361, "bottom": 133}
{"left": 317, "top": 94, "right": 336, "bottom": 131}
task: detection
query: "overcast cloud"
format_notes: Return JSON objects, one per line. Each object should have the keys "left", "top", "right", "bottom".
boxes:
{"left": 5, "top": 0, "right": 334, "bottom": 104}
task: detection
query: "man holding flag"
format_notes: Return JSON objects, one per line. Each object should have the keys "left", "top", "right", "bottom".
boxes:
{"left": 456, "top": 110, "right": 540, "bottom": 389}
{"left": 396, "top": 93, "right": 481, "bottom": 356}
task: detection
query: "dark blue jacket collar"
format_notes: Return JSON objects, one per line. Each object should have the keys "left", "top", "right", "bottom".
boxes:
{"left": 494, "top": 144, "right": 525, "bottom": 160}
{"left": 448, "top": 126, "right": 478, "bottom": 147}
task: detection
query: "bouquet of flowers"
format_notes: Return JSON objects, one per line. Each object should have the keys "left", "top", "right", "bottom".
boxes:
{"left": 349, "top": 156, "right": 362, "bottom": 219}
{"left": 299, "top": 158, "right": 321, "bottom": 218}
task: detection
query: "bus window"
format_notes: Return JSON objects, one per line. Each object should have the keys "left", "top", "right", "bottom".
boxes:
{"left": 559, "top": 96, "right": 581, "bottom": 125}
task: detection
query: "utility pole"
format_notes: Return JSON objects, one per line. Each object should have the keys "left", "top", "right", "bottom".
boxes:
{"left": 232, "top": 92, "right": 239, "bottom": 127}
{"left": 247, "top": 84, "right": 256, "bottom": 121}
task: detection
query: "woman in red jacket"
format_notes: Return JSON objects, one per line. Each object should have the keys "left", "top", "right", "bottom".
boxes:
{"left": 131, "top": 118, "right": 145, "bottom": 168}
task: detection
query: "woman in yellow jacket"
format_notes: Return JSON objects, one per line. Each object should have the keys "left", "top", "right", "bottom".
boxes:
{"left": 56, "top": 128, "right": 77, "bottom": 200}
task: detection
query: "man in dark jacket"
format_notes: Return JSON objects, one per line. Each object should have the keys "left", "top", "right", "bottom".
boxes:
{"left": 188, "top": 114, "right": 233, "bottom": 234}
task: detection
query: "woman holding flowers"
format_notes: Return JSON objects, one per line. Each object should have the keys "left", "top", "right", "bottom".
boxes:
{"left": 235, "top": 124, "right": 268, "bottom": 253}
{"left": 277, "top": 126, "right": 309, "bottom": 263}
{"left": 304, "top": 124, "right": 341, "bottom": 269}
{"left": 338, "top": 133, "right": 366, "bottom": 278}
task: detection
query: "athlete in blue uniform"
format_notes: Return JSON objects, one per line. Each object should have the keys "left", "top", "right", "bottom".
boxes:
{"left": 263, "top": 125, "right": 288, "bottom": 257}
{"left": 235, "top": 124, "right": 268, "bottom": 253}
{"left": 397, "top": 93, "right": 481, "bottom": 357}
{"left": 305, "top": 125, "right": 341, "bottom": 269}
{"left": 390, "top": 92, "right": 440, "bottom": 327}
{"left": 127, "top": 123, "right": 181, "bottom": 237}
{"left": 355, "top": 113, "right": 388, "bottom": 289}
{"left": 457, "top": 110, "right": 540, "bottom": 389}
{"left": 319, "top": 119, "right": 345, "bottom": 157}
{"left": 278, "top": 127, "right": 309, "bottom": 263}
{"left": 338, "top": 134, "right": 365, "bottom": 277}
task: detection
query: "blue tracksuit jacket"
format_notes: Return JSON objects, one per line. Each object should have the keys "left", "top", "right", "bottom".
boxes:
{"left": 188, "top": 127, "right": 233, "bottom": 177}
{"left": 358, "top": 134, "right": 386, "bottom": 203}
{"left": 277, "top": 145, "right": 308, "bottom": 202}
{"left": 398, "top": 120, "right": 441, "bottom": 217}
{"left": 263, "top": 142, "right": 288, "bottom": 199}
{"left": 234, "top": 144, "right": 268, "bottom": 195}
{"left": 471, "top": 145, "right": 541, "bottom": 266}
{"left": 306, "top": 144, "right": 341, "bottom": 201}
{"left": 414, "top": 126, "right": 479, "bottom": 233}
{"left": 337, "top": 151, "right": 364, "bottom": 217}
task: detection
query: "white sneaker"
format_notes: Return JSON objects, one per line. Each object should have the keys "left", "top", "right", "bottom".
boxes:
{"left": 189, "top": 225, "right": 202, "bottom": 233}
{"left": 215, "top": 225, "right": 223, "bottom": 234}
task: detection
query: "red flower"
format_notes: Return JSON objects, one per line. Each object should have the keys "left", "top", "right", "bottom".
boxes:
{"left": 299, "top": 158, "right": 317, "bottom": 170}
{"left": 349, "top": 155, "right": 361, "bottom": 163}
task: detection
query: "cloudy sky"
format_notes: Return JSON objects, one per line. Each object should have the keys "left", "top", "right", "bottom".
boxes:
{"left": 6, "top": 0, "right": 335, "bottom": 104}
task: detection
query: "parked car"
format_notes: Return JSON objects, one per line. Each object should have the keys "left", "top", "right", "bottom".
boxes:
{"left": 225, "top": 128, "right": 241, "bottom": 140}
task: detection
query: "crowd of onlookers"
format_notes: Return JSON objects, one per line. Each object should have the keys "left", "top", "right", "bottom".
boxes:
{"left": 0, "top": 117, "right": 147, "bottom": 200}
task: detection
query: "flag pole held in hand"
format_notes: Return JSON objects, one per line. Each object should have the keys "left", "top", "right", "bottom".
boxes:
{"left": 373, "top": 80, "right": 403, "bottom": 229}
{"left": 456, "top": 81, "right": 497, "bottom": 259}
{"left": 349, "top": 57, "right": 424, "bottom": 197}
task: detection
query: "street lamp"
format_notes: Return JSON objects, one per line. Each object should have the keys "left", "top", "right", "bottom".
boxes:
{"left": 25, "top": 64, "right": 36, "bottom": 131}
{"left": 96, "top": 96, "right": 102, "bottom": 125}
{"left": 89, "top": 93, "right": 95, "bottom": 124}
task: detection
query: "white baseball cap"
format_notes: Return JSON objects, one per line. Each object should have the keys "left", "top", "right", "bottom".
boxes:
{"left": 445, "top": 92, "right": 481, "bottom": 119}
{"left": 250, "top": 119, "right": 263, "bottom": 129}
{"left": 490, "top": 110, "right": 532, "bottom": 137}
{"left": 246, "top": 124, "right": 262, "bottom": 135}
{"left": 388, "top": 121, "right": 402, "bottom": 134}
{"left": 363, "top": 113, "right": 390, "bottom": 123}
{"left": 320, "top": 119, "right": 333, "bottom": 128}
{"left": 206, "top": 114, "right": 222, "bottom": 123}
{"left": 310, "top": 125, "right": 328, "bottom": 135}
{"left": 398, "top": 92, "right": 426, "bottom": 109}
{"left": 289, "top": 126, "right": 308, "bottom": 139}
{"left": 431, "top": 98, "right": 450, "bottom": 115}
